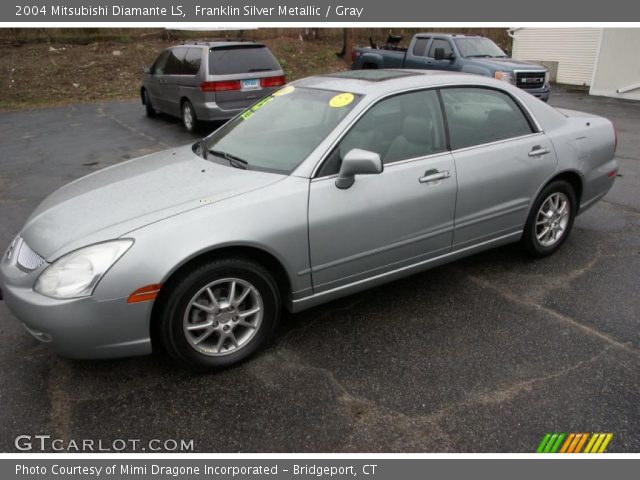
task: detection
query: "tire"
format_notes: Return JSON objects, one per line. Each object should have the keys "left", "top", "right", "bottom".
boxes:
{"left": 181, "top": 100, "right": 198, "bottom": 133}
{"left": 521, "top": 180, "right": 577, "bottom": 258}
{"left": 143, "top": 90, "right": 156, "bottom": 117}
{"left": 157, "top": 258, "right": 281, "bottom": 372}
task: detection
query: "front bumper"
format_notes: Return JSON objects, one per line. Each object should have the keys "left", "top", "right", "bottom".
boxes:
{"left": 520, "top": 84, "right": 551, "bottom": 102}
{"left": 0, "top": 256, "right": 152, "bottom": 359}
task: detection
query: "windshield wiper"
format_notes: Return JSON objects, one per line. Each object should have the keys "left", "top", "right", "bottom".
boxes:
{"left": 207, "top": 149, "right": 249, "bottom": 169}
{"left": 466, "top": 54, "right": 493, "bottom": 58}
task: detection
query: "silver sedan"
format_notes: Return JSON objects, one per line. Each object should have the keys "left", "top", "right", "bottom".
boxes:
{"left": 0, "top": 70, "right": 618, "bottom": 371}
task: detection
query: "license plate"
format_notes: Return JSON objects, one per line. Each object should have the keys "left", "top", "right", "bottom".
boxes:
{"left": 241, "top": 79, "right": 259, "bottom": 90}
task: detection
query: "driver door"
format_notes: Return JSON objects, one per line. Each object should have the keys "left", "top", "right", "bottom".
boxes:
{"left": 308, "top": 89, "right": 457, "bottom": 294}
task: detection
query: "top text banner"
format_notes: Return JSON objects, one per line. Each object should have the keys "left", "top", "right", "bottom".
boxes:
{"left": 4, "top": 0, "right": 640, "bottom": 22}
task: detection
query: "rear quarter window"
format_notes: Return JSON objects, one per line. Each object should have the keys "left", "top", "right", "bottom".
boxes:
{"left": 209, "top": 46, "right": 281, "bottom": 75}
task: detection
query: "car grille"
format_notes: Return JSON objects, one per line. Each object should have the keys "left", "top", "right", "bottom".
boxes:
{"left": 15, "top": 238, "right": 46, "bottom": 271}
{"left": 515, "top": 71, "right": 546, "bottom": 89}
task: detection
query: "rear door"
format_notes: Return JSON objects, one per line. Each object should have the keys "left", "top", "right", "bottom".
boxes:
{"left": 208, "top": 45, "right": 285, "bottom": 112}
{"left": 440, "top": 87, "right": 557, "bottom": 247}
{"left": 308, "top": 89, "right": 457, "bottom": 293}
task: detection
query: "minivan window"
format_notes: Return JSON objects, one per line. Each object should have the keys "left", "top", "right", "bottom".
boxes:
{"left": 203, "top": 87, "right": 360, "bottom": 174}
{"left": 440, "top": 87, "right": 534, "bottom": 149}
{"left": 165, "top": 47, "right": 188, "bottom": 75}
{"left": 338, "top": 89, "right": 447, "bottom": 166}
{"left": 183, "top": 48, "right": 202, "bottom": 75}
{"left": 209, "top": 45, "right": 281, "bottom": 75}
{"left": 428, "top": 39, "right": 454, "bottom": 58}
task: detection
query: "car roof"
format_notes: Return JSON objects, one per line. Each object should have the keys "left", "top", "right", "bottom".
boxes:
{"left": 174, "top": 41, "right": 265, "bottom": 49}
{"left": 415, "top": 33, "right": 482, "bottom": 38}
{"left": 293, "top": 69, "right": 502, "bottom": 97}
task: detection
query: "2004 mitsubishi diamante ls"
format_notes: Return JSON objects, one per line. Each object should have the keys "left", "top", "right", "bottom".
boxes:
{"left": 0, "top": 70, "right": 618, "bottom": 371}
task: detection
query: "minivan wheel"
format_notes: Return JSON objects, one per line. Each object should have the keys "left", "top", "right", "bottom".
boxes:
{"left": 181, "top": 100, "right": 198, "bottom": 132}
{"left": 522, "top": 180, "right": 577, "bottom": 258}
{"left": 158, "top": 258, "right": 280, "bottom": 371}
{"left": 143, "top": 90, "right": 156, "bottom": 117}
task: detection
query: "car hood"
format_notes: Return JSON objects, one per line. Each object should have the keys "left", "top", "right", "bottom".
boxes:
{"left": 467, "top": 57, "right": 546, "bottom": 71}
{"left": 21, "top": 145, "right": 284, "bottom": 260}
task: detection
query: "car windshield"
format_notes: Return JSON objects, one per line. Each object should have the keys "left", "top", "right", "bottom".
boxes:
{"left": 454, "top": 37, "right": 508, "bottom": 58}
{"left": 202, "top": 87, "right": 361, "bottom": 174}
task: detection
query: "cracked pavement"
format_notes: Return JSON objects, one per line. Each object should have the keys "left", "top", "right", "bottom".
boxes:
{"left": 0, "top": 89, "right": 639, "bottom": 452}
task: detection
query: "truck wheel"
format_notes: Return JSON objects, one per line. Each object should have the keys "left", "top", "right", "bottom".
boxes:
{"left": 363, "top": 63, "right": 378, "bottom": 69}
{"left": 157, "top": 257, "right": 281, "bottom": 372}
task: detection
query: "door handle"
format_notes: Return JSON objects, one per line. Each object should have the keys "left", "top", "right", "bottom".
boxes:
{"left": 528, "top": 146, "right": 550, "bottom": 157}
{"left": 419, "top": 169, "right": 451, "bottom": 183}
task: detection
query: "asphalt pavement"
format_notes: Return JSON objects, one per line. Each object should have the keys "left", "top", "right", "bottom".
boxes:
{"left": 0, "top": 90, "right": 638, "bottom": 452}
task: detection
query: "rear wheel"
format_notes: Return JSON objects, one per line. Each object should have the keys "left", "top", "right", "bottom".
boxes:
{"left": 143, "top": 90, "right": 156, "bottom": 117}
{"left": 158, "top": 258, "right": 280, "bottom": 371}
{"left": 181, "top": 100, "right": 198, "bottom": 132}
{"left": 522, "top": 180, "right": 577, "bottom": 257}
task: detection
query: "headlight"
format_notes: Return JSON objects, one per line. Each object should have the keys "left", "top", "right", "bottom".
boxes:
{"left": 494, "top": 71, "right": 515, "bottom": 84}
{"left": 544, "top": 70, "right": 550, "bottom": 84}
{"left": 34, "top": 239, "right": 133, "bottom": 299}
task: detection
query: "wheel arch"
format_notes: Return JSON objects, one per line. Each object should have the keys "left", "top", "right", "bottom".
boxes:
{"left": 149, "top": 244, "right": 292, "bottom": 349}
{"left": 545, "top": 170, "right": 584, "bottom": 207}
{"left": 140, "top": 87, "right": 147, "bottom": 104}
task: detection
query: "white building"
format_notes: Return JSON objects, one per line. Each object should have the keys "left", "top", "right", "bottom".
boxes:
{"left": 510, "top": 28, "right": 640, "bottom": 101}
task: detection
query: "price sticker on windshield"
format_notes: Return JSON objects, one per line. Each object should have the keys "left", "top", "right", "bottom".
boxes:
{"left": 273, "top": 85, "right": 295, "bottom": 96}
{"left": 329, "top": 93, "right": 354, "bottom": 108}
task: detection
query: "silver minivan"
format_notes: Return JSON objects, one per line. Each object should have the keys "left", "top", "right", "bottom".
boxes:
{"left": 141, "top": 41, "right": 286, "bottom": 131}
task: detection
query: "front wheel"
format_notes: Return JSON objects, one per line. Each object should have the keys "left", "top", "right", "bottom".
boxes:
{"left": 521, "top": 180, "right": 577, "bottom": 257}
{"left": 157, "top": 258, "right": 281, "bottom": 371}
{"left": 143, "top": 90, "right": 156, "bottom": 117}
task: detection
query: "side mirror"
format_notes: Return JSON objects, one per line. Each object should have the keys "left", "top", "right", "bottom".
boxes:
{"left": 447, "top": 53, "right": 456, "bottom": 61}
{"left": 335, "top": 149, "right": 383, "bottom": 189}
{"left": 434, "top": 47, "right": 445, "bottom": 60}
{"left": 143, "top": 66, "right": 152, "bottom": 74}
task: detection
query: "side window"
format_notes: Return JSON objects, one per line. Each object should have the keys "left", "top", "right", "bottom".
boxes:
{"left": 428, "top": 39, "right": 454, "bottom": 58}
{"left": 441, "top": 87, "right": 534, "bottom": 150}
{"left": 319, "top": 90, "right": 447, "bottom": 176}
{"left": 164, "top": 48, "right": 188, "bottom": 75}
{"left": 412, "top": 38, "right": 429, "bottom": 57}
{"left": 183, "top": 48, "right": 202, "bottom": 75}
{"left": 151, "top": 50, "right": 170, "bottom": 75}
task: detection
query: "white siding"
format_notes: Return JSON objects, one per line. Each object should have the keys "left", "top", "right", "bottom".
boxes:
{"left": 512, "top": 28, "right": 602, "bottom": 86}
{"left": 590, "top": 29, "right": 640, "bottom": 101}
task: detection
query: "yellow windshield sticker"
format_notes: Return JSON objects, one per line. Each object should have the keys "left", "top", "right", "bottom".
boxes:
{"left": 329, "top": 93, "right": 354, "bottom": 108}
{"left": 240, "top": 96, "right": 274, "bottom": 120}
{"left": 273, "top": 85, "right": 295, "bottom": 96}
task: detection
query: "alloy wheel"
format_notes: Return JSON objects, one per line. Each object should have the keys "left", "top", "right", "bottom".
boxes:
{"left": 183, "top": 278, "right": 263, "bottom": 356}
{"left": 535, "top": 192, "right": 570, "bottom": 247}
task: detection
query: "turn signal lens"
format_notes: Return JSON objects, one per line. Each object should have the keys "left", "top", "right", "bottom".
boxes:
{"left": 260, "top": 75, "right": 286, "bottom": 88}
{"left": 127, "top": 284, "right": 162, "bottom": 303}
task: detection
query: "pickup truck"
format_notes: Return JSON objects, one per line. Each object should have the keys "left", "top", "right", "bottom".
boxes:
{"left": 352, "top": 33, "right": 550, "bottom": 101}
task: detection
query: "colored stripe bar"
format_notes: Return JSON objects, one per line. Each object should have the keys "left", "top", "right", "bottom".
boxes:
{"left": 598, "top": 433, "right": 613, "bottom": 453}
{"left": 550, "top": 433, "right": 566, "bottom": 453}
{"left": 537, "top": 433, "right": 552, "bottom": 453}
{"left": 584, "top": 433, "right": 599, "bottom": 453}
{"left": 574, "top": 433, "right": 589, "bottom": 453}
{"left": 560, "top": 433, "right": 575, "bottom": 453}
{"left": 544, "top": 434, "right": 559, "bottom": 453}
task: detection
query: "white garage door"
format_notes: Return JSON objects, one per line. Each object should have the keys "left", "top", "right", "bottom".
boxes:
{"left": 512, "top": 28, "right": 602, "bottom": 86}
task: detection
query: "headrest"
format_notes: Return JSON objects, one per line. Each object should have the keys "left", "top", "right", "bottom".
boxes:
{"left": 403, "top": 116, "right": 432, "bottom": 144}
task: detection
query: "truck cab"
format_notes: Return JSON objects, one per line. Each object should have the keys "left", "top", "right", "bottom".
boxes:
{"left": 352, "top": 33, "right": 551, "bottom": 102}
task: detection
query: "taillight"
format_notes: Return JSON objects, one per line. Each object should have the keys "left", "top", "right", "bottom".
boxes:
{"left": 200, "top": 80, "right": 241, "bottom": 92}
{"left": 260, "top": 75, "right": 286, "bottom": 88}
{"left": 350, "top": 49, "right": 357, "bottom": 63}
